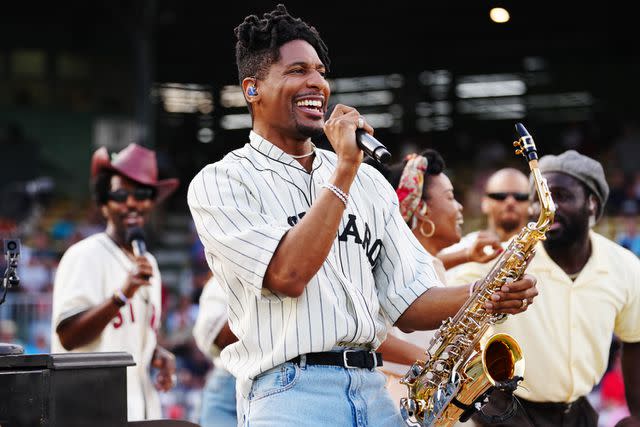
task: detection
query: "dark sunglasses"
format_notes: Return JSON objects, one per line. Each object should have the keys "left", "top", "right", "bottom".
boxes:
{"left": 108, "top": 187, "right": 156, "bottom": 203}
{"left": 486, "top": 192, "right": 529, "bottom": 202}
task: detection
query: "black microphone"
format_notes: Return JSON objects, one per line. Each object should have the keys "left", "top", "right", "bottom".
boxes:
{"left": 356, "top": 130, "right": 391, "bottom": 164}
{"left": 126, "top": 226, "right": 147, "bottom": 257}
{"left": 125, "top": 226, "right": 152, "bottom": 302}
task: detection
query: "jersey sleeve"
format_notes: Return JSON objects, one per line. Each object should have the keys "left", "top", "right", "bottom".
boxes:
{"left": 193, "top": 276, "right": 229, "bottom": 358}
{"left": 187, "top": 162, "right": 291, "bottom": 296}
{"left": 372, "top": 177, "right": 443, "bottom": 324}
{"left": 51, "top": 242, "right": 105, "bottom": 329}
{"left": 614, "top": 252, "right": 640, "bottom": 342}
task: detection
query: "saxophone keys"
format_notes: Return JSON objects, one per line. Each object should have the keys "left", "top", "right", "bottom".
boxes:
{"left": 411, "top": 363, "right": 423, "bottom": 376}
{"left": 400, "top": 397, "right": 418, "bottom": 419}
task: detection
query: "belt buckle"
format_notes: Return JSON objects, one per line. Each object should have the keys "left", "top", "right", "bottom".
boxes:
{"left": 369, "top": 350, "right": 378, "bottom": 371}
{"left": 342, "top": 350, "right": 358, "bottom": 368}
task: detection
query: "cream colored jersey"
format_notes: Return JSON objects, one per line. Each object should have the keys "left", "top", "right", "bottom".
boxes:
{"left": 51, "top": 232, "right": 163, "bottom": 420}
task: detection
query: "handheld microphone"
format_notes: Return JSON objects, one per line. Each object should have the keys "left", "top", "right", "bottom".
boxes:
{"left": 126, "top": 226, "right": 147, "bottom": 257}
{"left": 125, "top": 226, "right": 152, "bottom": 296}
{"left": 356, "top": 130, "right": 391, "bottom": 164}
{"left": 125, "top": 226, "right": 152, "bottom": 308}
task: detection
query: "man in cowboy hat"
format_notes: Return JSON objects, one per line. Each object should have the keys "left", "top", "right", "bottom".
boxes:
{"left": 51, "top": 143, "right": 180, "bottom": 421}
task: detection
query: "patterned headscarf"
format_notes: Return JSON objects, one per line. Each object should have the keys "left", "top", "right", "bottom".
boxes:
{"left": 396, "top": 153, "right": 428, "bottom": 230}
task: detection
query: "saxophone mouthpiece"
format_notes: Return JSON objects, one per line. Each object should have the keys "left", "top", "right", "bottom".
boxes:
{"left": 515, "top": 123, "right": 530, "bottom": 138}
{"left": 514, "top": 122, "right": 538, "bottom": 161}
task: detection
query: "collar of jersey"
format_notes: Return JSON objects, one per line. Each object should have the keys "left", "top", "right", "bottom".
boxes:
{"left": 249, "top": 130, "right": 323, "bottom": 173}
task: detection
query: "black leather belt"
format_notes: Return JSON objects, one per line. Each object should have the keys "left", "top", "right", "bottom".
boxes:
{"left": 521, "top": 396, "right": 586, "bottom": 414}
{"left": 290, "top": 350, "right": 383, "bottom": 369}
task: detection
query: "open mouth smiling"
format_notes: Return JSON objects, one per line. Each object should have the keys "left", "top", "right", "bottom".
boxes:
{"left": 295, "top": 97, "right": 324, "bottom": 117}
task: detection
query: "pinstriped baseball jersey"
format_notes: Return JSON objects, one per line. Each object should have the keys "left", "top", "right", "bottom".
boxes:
{"left": 188, "top": 131, "right": 442, "bottom": 396}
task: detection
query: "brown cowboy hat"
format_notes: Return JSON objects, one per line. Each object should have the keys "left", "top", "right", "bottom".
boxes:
{"left": 91, "top": 143, "right": 179, "bottom": 203}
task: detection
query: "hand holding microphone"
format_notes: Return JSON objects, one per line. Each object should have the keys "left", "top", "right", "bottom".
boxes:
{"left": 356, "top": 129, "right": 391, "bottom": 165}
{"left": 324, "top": 104, "right": 392, "bottom": 165}
{"left": 122, "top": 226, "right": 153, "bottom": 298}
{"left": 353, "top": 109, "right": 391, "bottom": 164}
{"left": 127, "top": 226, "right": 147, "bottom": 258}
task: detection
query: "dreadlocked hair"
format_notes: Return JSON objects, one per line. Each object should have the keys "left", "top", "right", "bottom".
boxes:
{"left": 234, "top": 4, "right": 330, "bottom": 83}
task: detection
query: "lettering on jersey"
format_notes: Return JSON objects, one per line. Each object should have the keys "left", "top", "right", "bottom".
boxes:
{"left": 287, "top": 211, "right": 307, "bottom": 226}
{"left": 111, "top": 302, "right": 156, "bottom": 329}
{"left": 338, "top": 214, "right": 362, "bottom": 244}
{"left": 113, "top": 311, "right": 123, "bottom": 328}
{"left": 366, "top": 239, "right": 382, "bottom": 266}
{"left": 288, "top": 212, "right": 382, "bottom": 266}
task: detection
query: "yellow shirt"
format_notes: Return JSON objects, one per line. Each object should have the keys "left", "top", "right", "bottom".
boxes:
{"left": 446, "top": 231, "right": 640, "bottom": 403}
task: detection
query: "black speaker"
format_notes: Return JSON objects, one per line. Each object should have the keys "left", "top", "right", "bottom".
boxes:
{"left": 0, "top": 352, "right": 133, "bottom": 427}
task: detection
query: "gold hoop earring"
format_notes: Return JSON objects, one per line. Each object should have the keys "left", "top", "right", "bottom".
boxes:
{"left": 419, "top": 219, "right": 436, "bottom": 238}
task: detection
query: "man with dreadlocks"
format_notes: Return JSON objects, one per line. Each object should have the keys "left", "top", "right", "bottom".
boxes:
{"left": 187, "top": 4, "right": 538, "bottom": 426}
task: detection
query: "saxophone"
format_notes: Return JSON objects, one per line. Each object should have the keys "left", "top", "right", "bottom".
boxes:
{"left": 399, "top": 123, "right": 556, "bottom": 427}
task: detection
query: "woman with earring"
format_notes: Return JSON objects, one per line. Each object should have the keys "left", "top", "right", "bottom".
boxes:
{"left": 397, "top": 152, "right": 503, "bottom": 271}
{"left": 377, "top": 149, "right": 502, "bottom": 425}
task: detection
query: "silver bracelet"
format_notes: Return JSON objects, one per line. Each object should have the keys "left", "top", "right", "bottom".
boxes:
{"left": 322, "top": 183, "right": 349, "bottom": 208}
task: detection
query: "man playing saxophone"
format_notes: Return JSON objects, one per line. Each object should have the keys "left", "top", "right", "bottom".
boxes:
{"left": 448, "top": 150, "right": 640, "bottom": 427}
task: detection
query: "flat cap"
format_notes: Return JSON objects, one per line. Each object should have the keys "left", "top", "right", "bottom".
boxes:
{"left": 537, "top": 150, "right": 609, "bottom": 220}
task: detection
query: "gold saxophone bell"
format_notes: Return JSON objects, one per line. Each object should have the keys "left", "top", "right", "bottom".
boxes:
{"left": 455, "top": 333, "right": 525, "bottom": 409}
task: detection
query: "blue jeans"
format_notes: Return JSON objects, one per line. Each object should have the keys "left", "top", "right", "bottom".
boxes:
{"left": 240, "top": 357, "right": 405, "bottom": 427}
{"left": 200, "top": 367, "right": 237, "bottom": 427}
